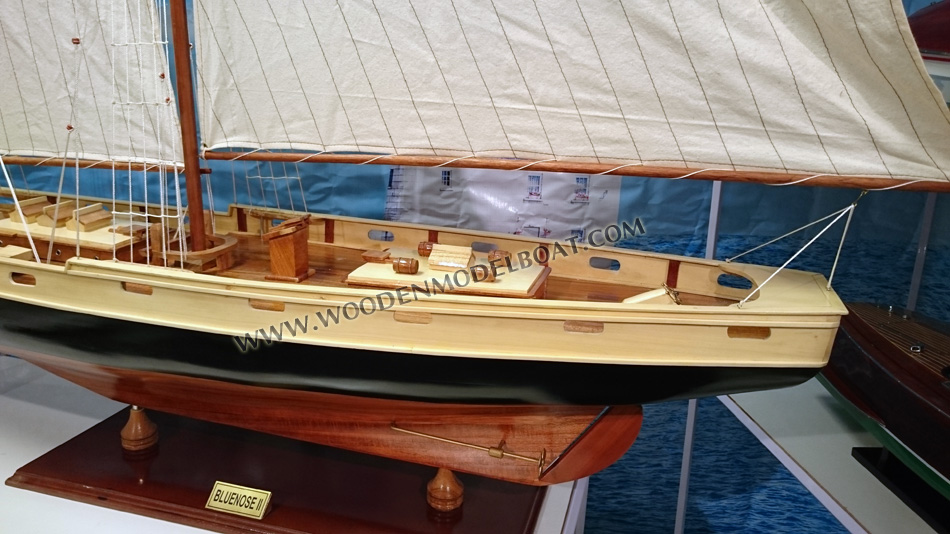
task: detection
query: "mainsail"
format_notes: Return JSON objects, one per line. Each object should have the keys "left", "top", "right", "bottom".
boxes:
{"left": 194, "top": 0, "right": 950, "bottom": 183}
{"left": 0, "top": 0, "right": 182, "bottom": 166}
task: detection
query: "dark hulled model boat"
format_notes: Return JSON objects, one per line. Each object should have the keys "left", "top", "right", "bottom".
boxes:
{"left": 1, "top": 0, "right": 949, "bottom": 488}
{"left": 822, "top": 304, "right": 950, "bottom": 497}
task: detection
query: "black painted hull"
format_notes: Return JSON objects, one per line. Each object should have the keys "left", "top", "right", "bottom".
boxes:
{"left": 0, "top": 297, "right": 817, "bottom": 405}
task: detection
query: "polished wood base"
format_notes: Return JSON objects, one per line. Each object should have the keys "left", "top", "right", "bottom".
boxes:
{"left": 6, "top": 409, "right": 546, "bottom": 534}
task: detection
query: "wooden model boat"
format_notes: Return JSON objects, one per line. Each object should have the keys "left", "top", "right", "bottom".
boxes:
{"left": 822, "top": 304, "right": 950, "bottom": 497}
{"left": 1, "top": 0, "right": 948, "bottom": 486}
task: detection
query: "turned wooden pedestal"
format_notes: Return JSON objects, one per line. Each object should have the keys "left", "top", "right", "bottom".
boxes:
{"left": 120, "top": 406, "right": 159, "bottom": 451}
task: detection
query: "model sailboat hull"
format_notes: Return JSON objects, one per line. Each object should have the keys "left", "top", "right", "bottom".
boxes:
{"left": 822, "top": 304, "right": 950, "bottom": 495}
{"left": 0, "top": 207, "right": 840, "bottom": 484}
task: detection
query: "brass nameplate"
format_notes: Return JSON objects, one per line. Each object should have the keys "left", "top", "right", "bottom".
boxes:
{"left": 205, "top": 481, "right": 272, "bottom": 520}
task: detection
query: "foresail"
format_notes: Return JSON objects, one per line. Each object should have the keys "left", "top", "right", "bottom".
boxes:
{"left": 0, "top": 0, "right": 182, "bottom": 166}
{"left": 194, "top": 0, "right": 950, "bottom": 183}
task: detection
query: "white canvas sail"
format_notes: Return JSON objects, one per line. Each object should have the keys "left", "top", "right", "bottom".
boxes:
{"left": 194, "top": 0, "right": 950, "bottom": 183}
{"left": 0, "top": 0, "right": 182, "bottom": 166}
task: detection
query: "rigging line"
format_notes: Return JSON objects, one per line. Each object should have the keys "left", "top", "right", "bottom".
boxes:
{"left": 596, "top": 163, "right": 643, "bottom": 175}
{"left": 827, "top": 191, "right": 866, "bottom": 290}
{"left": 74, "top": 155, "right": 79, "bottom": 257}
{"left": 269, "top": 161, "right": 280, "bottom": 210}
{"left": 32, "top": 157, "right": 58, "bottom": 166}
{"left": 46, "top": 128, "right": 73, "bottom": 264}
{"left": 670, "top": 168, "right": 732, "bottom": 180}
{"left": 867, "top": 179, "right": 925, "bottom": 192}
{"left": 71, "top": 0, "right": 110, "bottom": 158}
{"left": 229, "top": 148, "right": 263, "bottom": 161}
{"left": 433, "top": 155, "right": 475, "bottom": 168}
{"left": 294, "top": 151, "right": 326, "bottom": 164}
{"left": 765, "top": 173, "right": 832, "bottom": 186}
{"left": 726, "top": 205, "right": 851, "bottom": 263}
{"left": 281, "top": 161, "right": 294, "bottom": 212}
{"left": 295, "top": 161, "right": 307, "bottom": 213}
{"left": 359, "top": 155, "right": 388, "bottom": 165}
{"left": 0, "top": 155, "right": 40, "bottom": 264}
{"left": 205, "top": 171, "right": 216, "bottom": 234}
{"left": 82, "top": 160, "right": 111, "bottom": 169}
{"left": 110, "top": 0, "right": 117, "bottom": 262}
{"left": 514, "top": 159, "right": 557, "bottom": 171}
{"left": 47, "top": 37, "right": 86, "bottom": 264}
{"left": 738, "top": 205, "right": 854, "bottom": 308}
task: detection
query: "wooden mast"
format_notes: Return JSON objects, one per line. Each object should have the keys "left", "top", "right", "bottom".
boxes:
{"left": 169, "top": 0, "right": 206, "bottom": 252}
{"left": 201, "top": 151, "right": 950, "bottom": 193}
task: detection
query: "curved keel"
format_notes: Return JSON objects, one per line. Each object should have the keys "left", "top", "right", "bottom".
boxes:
{"left": 11, "top": 348, "right": 643, "bottom": 486}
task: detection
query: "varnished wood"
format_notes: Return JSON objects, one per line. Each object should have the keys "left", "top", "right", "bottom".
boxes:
{"left": 393, "top": 311, "right": 433, "bottom": 324}
{"left": 201, "top": 151, "right": 950, "bottom": 192}
{"left": 121, "top": 282, "right": 154, "bottom": 296}
{"left": 120, "top": 406, "right": 159, "bottom": 451}
{"left": 36, "top": 201, "right": 76, "bottom": 228}
{"left": 823, "top": 303, "right": 950, "bottom": 483}
{"left": 427, "top": 468, "right": 464, "bottom": 511}
{"left": 848, "top": 303, "right": 950, "bottom": 378}
{"left": 428, "top": 244, "right": 474, "bottom": 271}
{"left": 169, "top": 0, "right": 206, "bottom": 251}
{"left": 539, "top": 405, "right": 644, "bottom": 483}
{"left": 12, "top": 349, "right": 643, "bottom": 486}
{"left": 248, "top": 299, "right": 286, "bottom": 312}
{"left": 263, "top": 216, "right": 313, "bottom": 282}
{"left": 8, "top": 196, "right": 48, "bottom": 224}
{"left": 66, "top": 203, "right": 112, "bottom": 232}
{"left": 219, "top": 235, "right": 365, "bottom": 287}
{"left": 7, "top": 409, "right": 546, "bottom": 534}
{"left": 418, "top": 240, "right": 434, "bottom": 257}
{"left": 727, "top": 326, "right": 772, "bottom": 339}
{"left": 563, "top": 321, "right": 605, "bottom": 334}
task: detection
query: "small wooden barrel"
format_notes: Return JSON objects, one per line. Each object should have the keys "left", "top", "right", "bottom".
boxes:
{"left": 392, "top": 257, "right": 419, "bottom": 274}
{"left": 417, "top": 241, "right": 435, "bottom": 257}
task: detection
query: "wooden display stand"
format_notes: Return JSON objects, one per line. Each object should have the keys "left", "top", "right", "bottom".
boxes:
{"left": 6, "top": 408, "right": 546, "bottom": 534}
{"left": 263, "top": 215, "right": 315, "bottom": 282}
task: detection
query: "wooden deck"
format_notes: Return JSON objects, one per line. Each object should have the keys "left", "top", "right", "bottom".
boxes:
{"left": 215, "top": 234, "right": 735, "bottom": 305}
